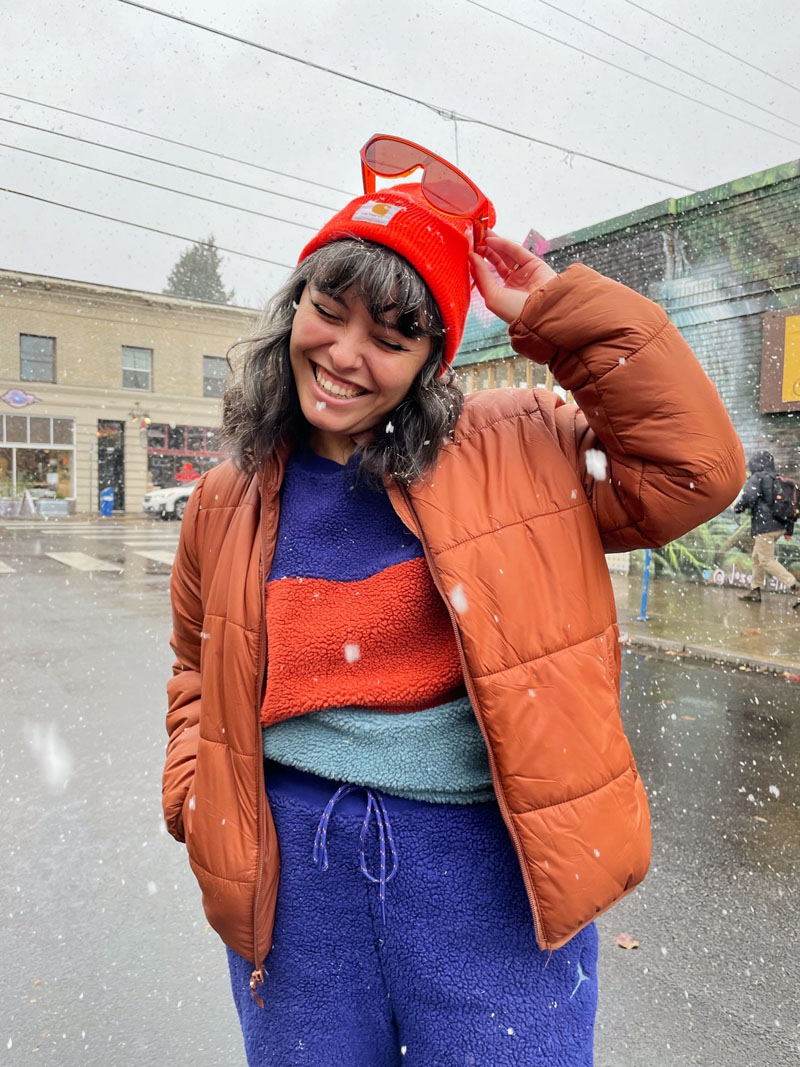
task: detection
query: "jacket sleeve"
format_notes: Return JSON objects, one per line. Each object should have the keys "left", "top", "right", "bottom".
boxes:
{"left": 733, "top": 473, "right": 761, "bottom": 514}
{"left": 510, "top": 263, "right": 746, "bottom": 552}
{"left": 162, "top": 479, "right": 205, "bottom": 843}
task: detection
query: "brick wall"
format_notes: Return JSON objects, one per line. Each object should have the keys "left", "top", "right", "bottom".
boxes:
{"left": 527, "top": 161, "right": 800, "bottom": 473}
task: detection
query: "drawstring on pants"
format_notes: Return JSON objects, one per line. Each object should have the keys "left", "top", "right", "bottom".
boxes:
{"left": 312, "top": 783, "right": 399, "bottom": 924}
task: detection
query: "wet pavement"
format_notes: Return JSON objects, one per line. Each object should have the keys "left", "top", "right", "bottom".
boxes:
{"left": 613, "top": 571, "right": 800, "bottom": 673}
{"left": 1, "top": 518, "right": 799, "bottom": 1065}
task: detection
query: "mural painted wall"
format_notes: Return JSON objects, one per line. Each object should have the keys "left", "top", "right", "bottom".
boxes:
{"left": 458, "top": 160, "right": 800, "bottom": 585}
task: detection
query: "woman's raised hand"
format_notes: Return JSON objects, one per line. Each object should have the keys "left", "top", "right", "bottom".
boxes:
{"left": 469, "top": 232, "right": 557, "bottom": 324}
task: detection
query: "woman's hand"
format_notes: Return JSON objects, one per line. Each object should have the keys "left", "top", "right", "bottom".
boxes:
{"left": 469, "top": 231, "right": 557, "bottom": 324}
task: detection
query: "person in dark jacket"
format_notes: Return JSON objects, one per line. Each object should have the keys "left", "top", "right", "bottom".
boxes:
{"left": 734, "top": 451, "right": 799, "bottom": 605}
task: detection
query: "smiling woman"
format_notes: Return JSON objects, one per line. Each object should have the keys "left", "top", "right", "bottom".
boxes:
{"left": 163, "top": 134, "right": 745, "bottom": 1067}
{"left": 289, "top": 283, "right": 432, "bottom": 463}
{"left": 222, "top": 230, "right": 460, "bottom": 483}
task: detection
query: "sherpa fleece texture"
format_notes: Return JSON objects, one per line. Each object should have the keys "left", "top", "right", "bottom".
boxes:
{"left": 262, "top": 696, "right": 494, "bottom": 804}
{"left": 228, "top": 763, "right": 598, "bottom": 1067}
{"left": 260, "top": 448, "right": 464, "bottom": 726}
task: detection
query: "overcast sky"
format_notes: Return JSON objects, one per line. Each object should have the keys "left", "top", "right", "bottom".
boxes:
{"left": 2, "top": 0, "right": 798, "bottom": 309}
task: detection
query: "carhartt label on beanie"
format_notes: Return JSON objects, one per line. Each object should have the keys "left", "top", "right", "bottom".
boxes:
{"left": 351, "top": 201, "right": 406, "bottom": 227}
{"left": 298, "top": 181, "right": 493, "bottom": 367}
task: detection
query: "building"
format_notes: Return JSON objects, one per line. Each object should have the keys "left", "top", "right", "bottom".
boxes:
{"left": 458, "top": 159, "right": 800, "bottom": 471}
{"left": 527, "top": 159, "right": 800, "bottom": 468}
{"left": 0, "top": 271, "right": 257, "bottom": 514}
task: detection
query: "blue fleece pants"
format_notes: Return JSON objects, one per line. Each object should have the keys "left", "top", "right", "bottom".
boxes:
{"left": 227, "top": 761, "right": 598, "bottom": 1066}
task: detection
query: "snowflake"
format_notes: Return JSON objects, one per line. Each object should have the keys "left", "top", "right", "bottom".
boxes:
{"left": 449, "top": 584, "right": 468, "bottom": 614}
{"left": 585, "top": 449, "right": 608, "bottom": 481}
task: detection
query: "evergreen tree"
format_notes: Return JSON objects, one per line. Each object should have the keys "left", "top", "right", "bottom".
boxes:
{"left": 163, "top": 235, "right": 235, "bottom": 303}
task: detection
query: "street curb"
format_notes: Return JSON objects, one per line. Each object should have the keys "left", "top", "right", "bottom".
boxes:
{"left": 621, "top": 633, "right": 799, "bottom": 675}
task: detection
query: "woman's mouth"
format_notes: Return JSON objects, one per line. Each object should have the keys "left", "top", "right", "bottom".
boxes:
{"left": 312, "top": 362, "right": 368, "bottom": 400}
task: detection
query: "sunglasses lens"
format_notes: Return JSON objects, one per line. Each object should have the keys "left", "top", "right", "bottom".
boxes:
{"left": 364, "top": 138, "right": 425, "bottom": 177}
{"left": 422, "top": 158, "right": 480, "bottom": 216}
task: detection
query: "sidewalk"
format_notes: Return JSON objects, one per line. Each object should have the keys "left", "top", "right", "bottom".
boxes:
{"left": 612, "top": 572, "right": 800, "bottom": 674}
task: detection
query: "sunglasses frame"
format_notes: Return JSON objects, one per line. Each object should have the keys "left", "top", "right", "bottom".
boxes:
{"left": 360, "top": 134, "right": 491, "bottom": 250}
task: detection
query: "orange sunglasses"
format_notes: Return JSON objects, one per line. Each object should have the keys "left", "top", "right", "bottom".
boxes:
{"left": 360, "top": 134, "right": 492, "bottom": 250}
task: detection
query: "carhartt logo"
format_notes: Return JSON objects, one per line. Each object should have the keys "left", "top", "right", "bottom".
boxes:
{"left": 352, "top": 201, "right": 405, "bottom": 226}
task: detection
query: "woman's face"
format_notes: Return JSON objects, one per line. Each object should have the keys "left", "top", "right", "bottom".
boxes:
{"left": 289, "top": 282, "right": 433, "bottom": 463}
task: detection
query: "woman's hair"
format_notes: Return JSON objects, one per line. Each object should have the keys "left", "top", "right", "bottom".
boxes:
{"left": 221, "top": 239, "right": 464, "bottom": 484}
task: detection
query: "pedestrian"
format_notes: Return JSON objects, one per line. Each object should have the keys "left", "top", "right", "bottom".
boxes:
{"left": 734, "top": 450, "right": 799, "bottom": 606}
{"left": 162, "top": 134, "right": 744, "bottom": 1067}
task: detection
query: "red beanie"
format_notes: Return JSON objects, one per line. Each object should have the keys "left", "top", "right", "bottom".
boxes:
{"left": 298, "top": 182, "right": 494, "bottom": 368}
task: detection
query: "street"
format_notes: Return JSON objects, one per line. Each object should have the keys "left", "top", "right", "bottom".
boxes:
{"left": 1, "top": 519, "right": 798, "bottom": 1066}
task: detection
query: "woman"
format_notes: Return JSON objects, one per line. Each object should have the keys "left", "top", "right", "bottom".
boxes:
{"left": 163, "top": 135, "right": 744, "bottom": 1066}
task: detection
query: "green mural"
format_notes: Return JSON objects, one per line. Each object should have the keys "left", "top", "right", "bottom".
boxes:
{"left": 649, "top": 510, "right": 799, "bottom": 592}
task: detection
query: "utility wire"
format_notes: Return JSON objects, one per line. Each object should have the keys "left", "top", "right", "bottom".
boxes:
{"left": 0, "top": 186, "right": 294, "bottom": 269}
{"left": 112, "top": 0, "right": 695, "bottom": 189}
{"left": 465, "top": 0, "right": 800, "bottom": 147}
{"left": 0, "top": 116, "right": 339, "bottom": 214}
{"left": 0, "top": 141, "right": 321, "bottom": 231}
{"left": 532, "top": 0, "right": 800, "bottom": 131}
{"left": 618, "top": 0, "right": 800, "bottom": 95}
{"left": 0, "top": 91, "right": 355, "bottom": 197}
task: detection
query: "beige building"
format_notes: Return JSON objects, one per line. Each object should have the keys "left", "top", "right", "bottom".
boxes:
{"left": 0, "top": 270, "right": 258, "bottom": 515}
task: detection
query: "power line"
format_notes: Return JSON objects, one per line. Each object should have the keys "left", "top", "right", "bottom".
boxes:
{"left": 465, "top": 0, "right": 800, "bottom": 148}
{"left": 0, "top": 186, "right": 295, "bottom": 269}
{"left": 0, "top": 91, "right": 355, "bottom": 197}
{"left": 618, "top": 0, "right": 800, "bottom": 96}
{"left": 0, "top": 141, "right": 321, "bottom": 231}
{"left": 112, "top": 0, "right": 696, "bottom": 189}
{"left": 532, "top": 0, "right": 800, "bottom": 132}
{"left": 0, "top": 116, "right": 339, "bottom": 214}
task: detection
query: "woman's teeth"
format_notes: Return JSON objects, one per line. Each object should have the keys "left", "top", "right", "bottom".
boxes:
{"left": 314, "top": 364, "right": 365, "bottom": 399}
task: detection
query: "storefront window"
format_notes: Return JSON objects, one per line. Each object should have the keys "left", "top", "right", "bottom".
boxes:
{"left": 6, "top": 416, "right": 27, "bottom": 443}
{"left": 29, "top": 417, "right": 51, "bottom": 444}
{"left": 147, "top": 424, "right": 168, "bottom": 449}
{"left": 146, "top": 421, "right": 224, "bottom": 489}
{"left": 53, "top": 418, "right": 74, "bottom": 445}
{"left": 15, "top": 448, "right": 73, "bottom": 498}
{"left": 168, "top": 424, "right": 185, "bottom": 450}
{"left": 0, "top": 448, "right": 12, "bottom": 496}
{"left": 186, "top": 426, "right": 205, "bottom": 451}
{"left": 148, "top": 452, "right": 222, "bottom": 488}
{"left": 0, "top": 417, "right": 76, "bottom": 499}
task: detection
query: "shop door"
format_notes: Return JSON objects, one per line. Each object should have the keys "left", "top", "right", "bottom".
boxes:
{"left": 97, "top": 420, "right": 125, "bottom": 511}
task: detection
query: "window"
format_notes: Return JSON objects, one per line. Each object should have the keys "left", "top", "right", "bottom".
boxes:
{"left": 203, "top": 355, "right": 228, "bottom": 397}
{"left": 20, "top": 334, "right": 55, "bottom": 382}
{"left": 122, "top": 345, "right": 152, "bottom": 391}
{"left": 0, "top": 416, "right": 76, "bottom": 499}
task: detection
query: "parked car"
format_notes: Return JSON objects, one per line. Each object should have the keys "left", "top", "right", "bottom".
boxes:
{"left": 142, "top": 480, "right": 199, "bottom": 520}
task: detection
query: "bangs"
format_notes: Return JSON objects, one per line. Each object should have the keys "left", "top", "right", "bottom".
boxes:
{"left": 301, "top": 239, "right": 444, "bottom": 340}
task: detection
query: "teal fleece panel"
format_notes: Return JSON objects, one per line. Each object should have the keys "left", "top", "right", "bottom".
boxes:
{"left": 262, "top": 695, "right": 494, "bottom": 804}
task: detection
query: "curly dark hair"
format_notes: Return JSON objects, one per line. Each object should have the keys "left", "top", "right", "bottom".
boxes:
{"left": 221, "top": 238, "right": 464, "bottom": 484}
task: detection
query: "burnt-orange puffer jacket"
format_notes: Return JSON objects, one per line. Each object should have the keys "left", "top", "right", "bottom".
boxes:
{"left": 163, "top": 264, "right": 744, "bottom": 986}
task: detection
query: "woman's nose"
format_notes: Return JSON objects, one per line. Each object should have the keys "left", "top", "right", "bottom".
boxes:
{"left": 328, "top": 332, "right": 365, "bottom": 370}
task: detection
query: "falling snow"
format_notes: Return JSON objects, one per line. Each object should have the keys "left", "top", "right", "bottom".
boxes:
{"left": 27, "top": 722, "right": 73, "bottom": 791}
{"left": 344, "top": 643, "right": 361, "bottom": 663}
{"left": 449, "top": 584, "right": 469, "bottom": 614}
{"left": 584, "top": 449, "right": 608, "bottom": 481}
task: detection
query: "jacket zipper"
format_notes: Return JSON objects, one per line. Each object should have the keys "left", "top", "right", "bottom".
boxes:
{"left": 398, "top": 484, "right": 547, "bottom": 950}
{"left": 250, "top": 528, "right": 269, "bottom": 1006}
